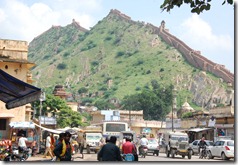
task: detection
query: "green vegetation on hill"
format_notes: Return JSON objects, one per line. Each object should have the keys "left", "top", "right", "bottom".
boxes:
{"left": 28, "top": 10, "right": 227, "bottom": 116}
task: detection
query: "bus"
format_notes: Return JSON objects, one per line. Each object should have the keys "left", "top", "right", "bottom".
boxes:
{"left": 101, "top": 121, "right": 129, "bottom": 138}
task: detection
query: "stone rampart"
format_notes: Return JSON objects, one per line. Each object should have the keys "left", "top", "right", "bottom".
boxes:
{"left": 111, "top": 10, "right": 234, "bottom": 85}
{"left": 156, "top": 21, "right": 233, "bottom": 85}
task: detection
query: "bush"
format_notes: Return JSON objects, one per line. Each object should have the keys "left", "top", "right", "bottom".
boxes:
{"left": 91, "top": 61, "right": 99, "bottom": 66}
{"left": 181, "top": 112, "right": 193, "bottom": 119}
{"left": 63, "top": 52, "right": 70, "bottom": 57}
{"left": 57, "top": 63, "right": 67, "bottom": 70}
{"left": 105, "top": 36, "right": 112, "bottom": 41}
{"left": 78, "top": 87, "right": 88, "bottom": 94}
{"left": 116, "top": 51, "right": 125, "bottom": 57}
{"left": 160, "top": 68, "right": 164, "bottom": 72}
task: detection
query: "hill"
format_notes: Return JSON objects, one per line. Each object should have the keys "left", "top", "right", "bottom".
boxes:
{"left": 28, "top": 9, "right": 233, "bottom": 110}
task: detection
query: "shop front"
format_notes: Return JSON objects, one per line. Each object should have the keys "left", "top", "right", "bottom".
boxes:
{"left": 214, "top": 124, "right": 234, "bottom": 141}
{"left": 9, "top": 121, "right": 37, "bottom": 150}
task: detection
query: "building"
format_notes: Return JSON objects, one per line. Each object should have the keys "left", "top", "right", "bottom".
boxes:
{"left": 0, "top": 39, "right": 36, "bottom": 139}
{"left": 90, "top": 109, "right": 165, "bottom": 137}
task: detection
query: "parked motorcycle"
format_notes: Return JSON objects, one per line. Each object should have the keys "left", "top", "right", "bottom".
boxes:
{"left": 11, "top": 146, "right": 30, "bottom": 161}
{"left": 1, "top": 147, "right": 24, "bottom": 161}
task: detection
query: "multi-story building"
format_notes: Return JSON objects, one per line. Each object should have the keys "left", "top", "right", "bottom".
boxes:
{"left": 0, "top": 39, "right": 36, "bottom": 139}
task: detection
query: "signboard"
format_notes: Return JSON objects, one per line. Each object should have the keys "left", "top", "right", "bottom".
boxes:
{"left": 165, "top": 118, "right": 181, "bottom": 128}
{"left": 39, "top": 116, "right": 57, "bottom": 125}
{"left": 142, "top": 127, "right": 151, "bottom": 134}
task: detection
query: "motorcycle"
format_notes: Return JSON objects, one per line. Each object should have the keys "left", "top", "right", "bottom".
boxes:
{"left": 11, "top": 146, "right": 30, "bottom": 161}
{"left": 199, "top": 146, "right": 207, "bottom": 159}
{"left": 1, "top": 147, "right": 24, "bottom": 161}
{"left": 139, "top": 145, "right": 148, "bottom": 158}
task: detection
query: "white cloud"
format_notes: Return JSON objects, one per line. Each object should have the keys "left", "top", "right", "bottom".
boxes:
{"left": 179, "top": 14, "right": 232, "bottom": 52}
{"left": 0, "top": 0, "right": 101, "bottom": 42}
{"left": 177, "top": 14, "right": 234, "bottom": 72}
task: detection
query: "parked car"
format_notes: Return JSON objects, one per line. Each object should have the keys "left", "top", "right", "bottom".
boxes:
{"left": 207, "top": 140, "right": 234, "bottom": 160}
{"left": 147, "top": 138, "right": 160, "bottom": 156}
{"left": 189, "top": 140, "right": 214, "bottom": 155}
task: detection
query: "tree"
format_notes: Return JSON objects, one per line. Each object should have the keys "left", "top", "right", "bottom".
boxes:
{"left": 32, "top": 94, "right": 84, "bottom": 128}
{"left": 121, "top": 81, "right": 173, "bottom": 120}
{"left": 94, "top": 99, "right": 116, "bottom": 110}
{"left": 160, "top": 0, "right": 234, "bottom": 14}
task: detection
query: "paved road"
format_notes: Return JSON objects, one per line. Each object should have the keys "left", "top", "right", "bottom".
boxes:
{"left": 27, "top": 152, "right": 234, "bottom": 162}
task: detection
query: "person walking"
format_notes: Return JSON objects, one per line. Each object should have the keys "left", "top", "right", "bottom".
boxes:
{"left": 97, "top": 136, "right": 122, "bottom": 161}
{"left": 43, "top": 133, "right": 54, "bottom": 159}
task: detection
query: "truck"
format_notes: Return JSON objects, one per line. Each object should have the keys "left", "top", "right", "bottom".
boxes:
{"left": 164, "top": 131, "right": 192, "bottom": 159}
{"left": 77, "top": 126, "right": 103, "bottom": 154}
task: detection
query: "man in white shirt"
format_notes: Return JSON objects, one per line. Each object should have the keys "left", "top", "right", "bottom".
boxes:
{"left": 139, "top": 134, "right": 148, "bottom": 155}
{"left": 43, "top": 133, "right": 54, "bottom": 159}
{"left": 18, "top": 134, "right": 28, "bottom": 151}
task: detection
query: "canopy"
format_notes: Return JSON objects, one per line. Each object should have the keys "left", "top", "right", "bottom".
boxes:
{"left": 33, "top": 123, "right": 62, "bottom": 134}
{"left": 9, "top": 121, "right": 35, "bottom": 129}
{"left": 0, "top": 69, "right": 41, "bottom": 109}
{"left": 188, "top": 127, "right": 214, "bottom": 132}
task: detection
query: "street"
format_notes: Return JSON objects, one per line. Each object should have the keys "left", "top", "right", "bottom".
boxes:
{"left": 27, "top": 151, "right": 234, "bottom": 162}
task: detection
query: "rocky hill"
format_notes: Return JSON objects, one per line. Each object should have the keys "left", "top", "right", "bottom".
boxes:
{"left": 28, "top": 9, "right": 233, "bottom": 110}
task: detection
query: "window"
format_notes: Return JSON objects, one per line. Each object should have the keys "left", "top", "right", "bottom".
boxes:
{"left": 193, "top": 141, "right": 198, "bottom": 145}
{"left": 0, "top": 119, "right": 7, "bottom": 130}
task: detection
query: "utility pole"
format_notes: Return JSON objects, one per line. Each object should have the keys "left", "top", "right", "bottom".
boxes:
{"left": 38, "top": 91, "right": 45, "bottom": 153}
{"left": 129, "top": 109, "right": 131, "bottom": 131}
{"left": 172, "top": 88, "right": 177, "bottom": 132}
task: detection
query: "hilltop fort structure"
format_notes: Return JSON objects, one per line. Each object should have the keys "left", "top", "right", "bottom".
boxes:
{"left": 109, "top": 9, "right": 234, "bottom": 86}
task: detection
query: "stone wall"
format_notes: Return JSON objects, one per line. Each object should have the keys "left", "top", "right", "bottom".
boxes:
{"left": 0, "top": 39, "right": 28, "bottom": 60}
{"left": 111, "top": 10, "right": 234, "bottom": 85}
{"left": 156, "top": 21, "right": 233, "bottom": 85}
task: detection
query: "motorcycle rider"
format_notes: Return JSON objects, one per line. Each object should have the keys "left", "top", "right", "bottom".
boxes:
{"left": 122, "top": 136, "right": 138, "bottom": 161}
{"left": 139, "top": 134, "right": 148, "bottom": 155}
{"left": 198, "top": 137, "right": 207, "bottom": 158}
{"left": 18, "top": 134, "right": 28, "bottom": 152}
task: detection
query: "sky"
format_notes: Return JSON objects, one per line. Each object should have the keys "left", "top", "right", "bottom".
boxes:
{"left": 0, "top": 0, "right": 235, "bottom": 73}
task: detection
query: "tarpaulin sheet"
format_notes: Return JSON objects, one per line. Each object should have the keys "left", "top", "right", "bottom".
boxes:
{"left": 9, "top": 121, "right": 35, "bottom": 129}
{"left": 0, "top": 69, "right": 41, "bottom": 109}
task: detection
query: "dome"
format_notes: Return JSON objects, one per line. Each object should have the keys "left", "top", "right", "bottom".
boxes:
{"left": 182, "top": 102, "right": 194, "bottom": 111}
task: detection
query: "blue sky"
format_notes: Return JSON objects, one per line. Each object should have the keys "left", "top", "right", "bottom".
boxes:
{"left": 0, "top": 0, "right": 235, "bottom": 73}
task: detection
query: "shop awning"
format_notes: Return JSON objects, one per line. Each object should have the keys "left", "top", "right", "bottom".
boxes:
{"left": 0, "top": 69, "right": 41, "bottom": 109}
{"left": 188, "top": 127, "right": 214, "bottom": 132}
{"left": 33, "top": 123, "right": 62, "bottom": 134}
{"left": 9, "top": 121, "right": 35, "bottom": 129}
